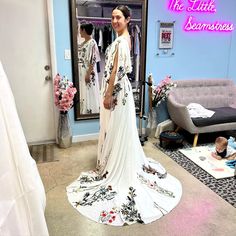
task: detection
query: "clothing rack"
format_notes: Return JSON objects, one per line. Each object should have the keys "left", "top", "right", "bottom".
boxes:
{"left": 139, "top": 75, "right": 153, "bottom": 146}
{"left": 77, "top": 16, "right": 142, "bottom": 24}
{"left": 77, "top": 16, "right": 142, "bottom": 23}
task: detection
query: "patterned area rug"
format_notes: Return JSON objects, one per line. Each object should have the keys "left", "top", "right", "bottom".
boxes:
{"left": 29, "top": 144, "right": 59, "bottom": 163}
{"left": 154, "top": 143, "right": 236, "bottom": 208}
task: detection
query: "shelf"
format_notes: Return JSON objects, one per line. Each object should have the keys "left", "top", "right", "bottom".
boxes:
{"left": 77, "top": 16, "right": 141, "bottom": 22}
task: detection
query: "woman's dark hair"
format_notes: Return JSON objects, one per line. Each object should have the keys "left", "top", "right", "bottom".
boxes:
{"left": 80, "top": 22, "right": 94, "bottom": 35}
{"left": 112, "top": 5, "right": 132, "bottom": 20}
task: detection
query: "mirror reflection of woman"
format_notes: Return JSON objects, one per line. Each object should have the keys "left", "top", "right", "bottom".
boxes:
{"left": 78, "top": 22, "right": 100, "bottom": 114}
{"left": 67, "top": 6, "right": 182, "bottom": 226}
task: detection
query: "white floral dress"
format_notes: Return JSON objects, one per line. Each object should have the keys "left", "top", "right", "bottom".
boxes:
{"left": 78, "top": 39, "right": 100, "bottom": 114}
{"left": 67, "top": 36, "right": 182, "bottom": 226}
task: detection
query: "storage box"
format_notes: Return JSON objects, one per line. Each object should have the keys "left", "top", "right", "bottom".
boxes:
{"left": 131, "top": 8, "right": 142, "bottom": 19}
{"left": 87, "top": 6, "right": 102, "bottom": 17}
{"left": 103, "top": 7, "right": 113, "bottom": 18}
{"left": 77, "top": 6, "right": 87, "bottom": 17}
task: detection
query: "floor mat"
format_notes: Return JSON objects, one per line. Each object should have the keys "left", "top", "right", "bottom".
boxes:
{"left": 29, "top": 144, "right": 59, "bottom": 163}
{"left": 179, "top": 145, "right": 235, "bottom": 179}
{"left": 154, "top": 143, "right": 236, "bottom": 208}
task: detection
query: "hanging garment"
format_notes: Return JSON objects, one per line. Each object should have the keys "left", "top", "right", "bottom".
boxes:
{"left": 94, "top": 27, "right": 100, "bottom": 45}
{"left": 134, "top": 25, "right": 141, "bottom": 82}
{"left": 98, "top": 28, "right": 103, "bottom": 52}
{"left": 0, "top": 62, "right": 48, "bottom": 235}
{"left": 78, "top": 38, "right": 101, "bottom": 114}
{"left": 67, "top": 36, "right": 182, "bottom": 226}
{"left": 102, "top": 26, "right": 112, "bottom": 53}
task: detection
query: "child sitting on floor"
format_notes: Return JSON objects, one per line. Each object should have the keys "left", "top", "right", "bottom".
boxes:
{"left": 212, "top": 136, "right": 236, "bottom": 160}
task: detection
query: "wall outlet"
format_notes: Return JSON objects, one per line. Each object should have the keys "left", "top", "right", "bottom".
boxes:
{"left": 64, "top": 49, "right": 71, "bottom": 60}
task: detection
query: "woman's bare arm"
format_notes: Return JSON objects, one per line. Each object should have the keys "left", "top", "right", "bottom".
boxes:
{"left": 106, "top": 48, "right": 119, "bottom": 96}
{"left": 85, "top": 64, "right": 94, "bottom": 83}
{"left": 103, "top": 48, "right": 119, "bottom": 109}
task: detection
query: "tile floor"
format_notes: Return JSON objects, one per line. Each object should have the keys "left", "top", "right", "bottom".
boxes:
{"left": 37, "top": 139, "right": 236, "bottom": 236}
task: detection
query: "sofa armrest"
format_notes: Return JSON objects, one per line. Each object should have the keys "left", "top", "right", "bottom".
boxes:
{"left": 230, "top": 86, "right": 236, "bottom": 108}
{"left": 167, "top": 94, "right": 198, "bottom": 133}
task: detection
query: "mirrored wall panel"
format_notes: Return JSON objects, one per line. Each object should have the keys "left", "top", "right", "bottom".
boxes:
{"left": 69, "top": 0, "right": 148, "bottom": 120}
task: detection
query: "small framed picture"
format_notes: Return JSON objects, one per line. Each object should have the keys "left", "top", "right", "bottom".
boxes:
{"left": 158, "top": 22, "right": 174, "bottom": 49}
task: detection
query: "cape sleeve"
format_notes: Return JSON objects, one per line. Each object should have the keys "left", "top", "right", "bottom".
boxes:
{"left": 89, "top": 40, "right": 101, "bottom": 66}
{"left": 114, "top": 38, "right": 132, "bottom": 85}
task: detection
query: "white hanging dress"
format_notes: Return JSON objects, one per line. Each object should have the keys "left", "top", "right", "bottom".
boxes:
{"left": 0, "top": 62, "right": 49, "bottom": 235}
{"left": 67, "top": 36, "right": 182, "bottom": 226}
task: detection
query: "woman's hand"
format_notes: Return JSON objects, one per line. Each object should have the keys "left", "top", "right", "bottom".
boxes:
{"left": 103, "top": 94, "right": 117, "bottom": 110}
{"left": 103, "top": 94, "right": 113, "bottom": 110}
{"left": 85, "top": 73, "right": 91, "bottom": 84}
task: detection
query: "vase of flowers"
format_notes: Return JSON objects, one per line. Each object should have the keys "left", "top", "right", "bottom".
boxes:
{"left": 54, "top": 74, "right": 77, "bottom": 148}
{"left": 147, "top": 75, "right": 176, "bottom": 136}
{"left": 152, "top": 75, "right": 176, "bottom": 108}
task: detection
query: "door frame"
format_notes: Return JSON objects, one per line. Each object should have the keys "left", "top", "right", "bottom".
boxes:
{"left": 39, "top": 0, "right": 58, "bottom": 145}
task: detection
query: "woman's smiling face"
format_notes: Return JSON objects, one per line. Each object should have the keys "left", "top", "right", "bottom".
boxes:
{"left": 111, "top": 9, "right": 130, "bottom": 34}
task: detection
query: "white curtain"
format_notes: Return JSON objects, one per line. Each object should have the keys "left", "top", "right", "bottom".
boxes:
{"left": 0, "top": 62, "right": 49, "bottom": 236}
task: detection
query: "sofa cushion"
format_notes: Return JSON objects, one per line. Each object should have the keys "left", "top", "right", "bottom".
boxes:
{"left": 192, "top": 107, "right": 236, "bottom": 127}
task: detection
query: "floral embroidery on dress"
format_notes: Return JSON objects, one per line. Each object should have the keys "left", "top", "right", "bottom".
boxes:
{"left": 104, "top": 70, "right": 108, "bottom": 80}
{"left": 86, "top": 71, "right": 96, "bottom": 88}
{"left": 137, "top": 174, "right": 175, "bottom": 198}
{"left": 79, "top": 47, "right": 86, "bottom": 68}
{"left": 104, "top": 45, "right": 111, "bottom": 63}
{"left": 142, "top": 164, "right": 167, "bottom": 179}
{"left": 75, "top": 185, "right": 117, "bottom": 207}
{"left": 112, "top": 83, "right": 122, "bottom": 96}
{"left": 102, "top": 37, "right": 131, "bottom": 108}
{"left": 117, "top": 66, "right": 126, "bottom": 81}
{"left": 78, "top": 171, "right": 109, "bottom": 184}
{"left": 99, "top": 208, "right": 119, "bottom": 224}
{"left": 122, "top": 92, "right": 128, "bottom": 105}
{"left": 90, "top": 45, "right": 97, "bottom": 66}
{"left": 121, "top": 187, "right": 144, "bottom": 224}
{"left": 109, "top": 64, "right": 113, "bottom": 75}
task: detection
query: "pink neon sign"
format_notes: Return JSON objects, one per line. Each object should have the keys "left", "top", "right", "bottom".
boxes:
{"left": 168, "top": 0, "right": 234, "bottom": 32}
{"left": 184, "top": 16, "right": 234, "bottom": 32}
{"left": 186, "top": 0, "right": 216, "bottom": 13}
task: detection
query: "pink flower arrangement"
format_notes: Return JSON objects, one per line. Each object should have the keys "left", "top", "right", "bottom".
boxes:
{"left": 54, "top": 74, "right": 77, "bottom": 113}
{"left": 152, "top": 75, "right": 176, "bottom": 107}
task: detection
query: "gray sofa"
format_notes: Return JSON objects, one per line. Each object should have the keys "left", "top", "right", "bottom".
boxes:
{"left": 167, "top": 79, "right": 236, "bottom": 146}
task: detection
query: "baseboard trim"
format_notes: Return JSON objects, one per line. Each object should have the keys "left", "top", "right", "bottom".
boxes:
{"left": 72, "top": 133, "right": 99, "bottom": 143}
{"left": 72, "top": 128, "right": 146, "bottom": 143}
{"left": 27, "top": 139, "right": 56, "bottom": 146}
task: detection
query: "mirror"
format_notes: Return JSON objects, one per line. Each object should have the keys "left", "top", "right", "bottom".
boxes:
{"left": 69, "top": 0, "right": 148, "bottom": 120}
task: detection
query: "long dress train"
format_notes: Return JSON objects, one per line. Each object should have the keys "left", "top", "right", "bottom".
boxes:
{"left": 0, "top": 62, "right": 48, "bottom": 235}
{"left": 67, "top": 36, "right": 182, "bottom": 226}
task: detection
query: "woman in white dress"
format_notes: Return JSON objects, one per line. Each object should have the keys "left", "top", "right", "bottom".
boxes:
{"left": 67, "top": 6, "right": 182, "bottom": 226}
{"left": 78, "top": 22, "right": 101, "bottom": 114}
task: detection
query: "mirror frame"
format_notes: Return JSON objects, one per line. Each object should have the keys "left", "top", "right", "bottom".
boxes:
{"left": 69, "top": 0, "right": 148, "bottom": 120}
